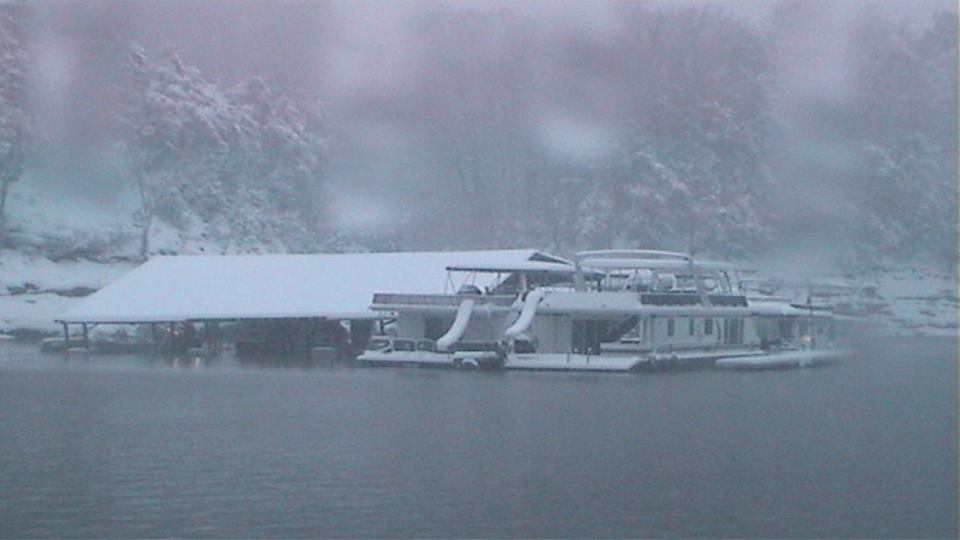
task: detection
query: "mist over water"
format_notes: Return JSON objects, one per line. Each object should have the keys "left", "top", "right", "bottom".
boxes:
{"left": 0, "top": 339, "right": 955, "bottom": 538}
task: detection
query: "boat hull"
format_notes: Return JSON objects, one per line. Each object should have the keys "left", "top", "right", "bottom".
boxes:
{"left": 357, "top": 350, "right": 503, "bottom": 369}
{"left": 506, "top": 353, "right": 641, "bottom": 372}
{"left": 714, "top": 349, "right": 846, "bottom": 370}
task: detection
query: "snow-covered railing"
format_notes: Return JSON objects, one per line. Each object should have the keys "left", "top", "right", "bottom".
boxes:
{"left": 639, "top": 293, "right": 748, "bottom": 307}
{"left": 371, "top": 293, "right": 515, "bottom": 307}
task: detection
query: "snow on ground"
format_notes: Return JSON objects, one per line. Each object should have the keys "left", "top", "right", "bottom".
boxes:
{"left": 0, "top": 250, "right": 133, "bottom": 292}
{"left": 873, "top": 268, "right": 958, "bottom": 337}
{"left": 0, "top": 241, "right": 955, "bottom": 339}
{"left": 0, "top": 293, "right": 78, "bottom": 336}
{"left": 748, "top": 263, "right": 957, "bottom": 338}
{"left": 0, "top": 250, "right": 134, "bottom": 336}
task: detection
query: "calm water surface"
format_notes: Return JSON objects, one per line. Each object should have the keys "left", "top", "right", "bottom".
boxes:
{"left": 0, "top": 338, "right": 956, "bottom": 538}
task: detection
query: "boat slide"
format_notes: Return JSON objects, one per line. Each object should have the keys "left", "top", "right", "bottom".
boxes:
{"left": 504, "top": 289, "right": 545, "bottom": 338}
{"left": 437, "top": 298, "right": 475, "bottom": 351}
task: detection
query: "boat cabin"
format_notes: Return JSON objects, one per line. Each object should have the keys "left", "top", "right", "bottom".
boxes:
{"left": 476, "top": 250, "right": 761, "bottom": 368}
{"left": 359, "top": 257, "right": 582, "bottom": 365}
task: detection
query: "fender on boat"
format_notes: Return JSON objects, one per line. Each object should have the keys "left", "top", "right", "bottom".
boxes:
{"left": 437, "top": 298, "right": 475, "bottom": 351}
{"left": 505, "top": 289, "right": 546, "bottom": 339}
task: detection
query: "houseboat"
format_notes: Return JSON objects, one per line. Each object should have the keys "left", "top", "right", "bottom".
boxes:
{"left": 503, "top": 250, "right": 769, "bottom": 371}
{"left": 357, "top": 257, "right": 584, "bottom": 369}
{"left": 359, "top": 249, "right": 847, "bottom": 372}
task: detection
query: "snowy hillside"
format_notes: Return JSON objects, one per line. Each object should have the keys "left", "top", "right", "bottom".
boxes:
{"left": 873, "top": 269, "right": 958, "bottom": 337}
{"left": 0, "top": 250, "right": 133, "bottom": 336}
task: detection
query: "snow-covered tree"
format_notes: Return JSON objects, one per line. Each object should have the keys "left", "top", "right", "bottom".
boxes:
{"left": 226, "top": 77, "right": 327, "bottom": 251}
{"left": 848, "top": 10, "right": 958, "bottom": 267}
{"left": 117, "top": 45, "right": 231, "bottom": 258}
{"left": 116, "top": 45, "right": 328, "bottom": 257}
{"left": 565, "top": 5, "right": 772, "bottom": 257}
{"left": 0, "top": 0, "right": 29, "bottom": 246}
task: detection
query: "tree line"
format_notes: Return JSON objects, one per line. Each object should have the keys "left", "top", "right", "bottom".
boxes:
{"left": 0, "top": 1, "right": 956, "bottom": 269}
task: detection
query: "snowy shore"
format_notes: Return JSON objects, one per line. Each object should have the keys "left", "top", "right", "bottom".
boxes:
{"left": 0, "top": 250, "right": 134, "bottom": 337}
{"left": 0, "top": 248, "right": 955, "bottom": 340}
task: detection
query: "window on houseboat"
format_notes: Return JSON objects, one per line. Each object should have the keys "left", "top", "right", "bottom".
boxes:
{"left": 417, "top": 340, "right": 435, "bottom": 352}
{"left": 689, "top": 318, "right": 695, "bottom": 335}
{"left": 667, "top": 318, "right": 675, "bottom": 337}
{"left": 705, "top": 318, "right": 713, "bottom": 335}
{"left": 723, "top": 318, "right": 743, "bottom": 345}
{"left": 366, "top": 338, "right": 392, "bottom": 351}
{"left": 514, "top": 339, "right": 536, "bottom": 354}
{"left": 779, "top": 319, "right": 793, "bottom": 339}
{"left": 394, "top": 339, "right": 415, "bottom": 352}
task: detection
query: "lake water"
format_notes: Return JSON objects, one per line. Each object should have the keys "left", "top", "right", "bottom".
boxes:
{"left": 0, "top": 338, "right": 956, "bottom": 538}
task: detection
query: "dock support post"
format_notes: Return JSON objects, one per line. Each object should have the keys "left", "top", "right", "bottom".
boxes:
{"left": 81, "top": 323, "right": 89, "bottom": 350}
{"left": 151, "top": 323, "right": 158, "bottom": 354}
{"left": 61, "top": 322, "right": 69, "bottom": 344}
{"left": 202, "top": 321, "right": 220, "bottom": 356}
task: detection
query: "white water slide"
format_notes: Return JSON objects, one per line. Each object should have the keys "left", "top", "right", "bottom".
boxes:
{"left": 505, "top": 289, "right": 546, "bottom": 338}
{"left": 436, "top": 298, "right": 476, "bottom": 351}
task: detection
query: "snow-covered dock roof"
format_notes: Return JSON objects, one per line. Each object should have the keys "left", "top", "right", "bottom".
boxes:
{"left": 58, "top": 249, "right": 570, "bottom": 324}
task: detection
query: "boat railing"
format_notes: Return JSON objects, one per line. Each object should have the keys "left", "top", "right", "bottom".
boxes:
{"left": 640, "top": 293, "right": 701, "bottom": 306}
{"left": 639, "top": 293, "right": 749, "bottom": 307}
{"left": 708, "top": 295, "right": 749, "bottom": 307}
{"left": 372, "top": 293, "right": 516, "bottom": 307}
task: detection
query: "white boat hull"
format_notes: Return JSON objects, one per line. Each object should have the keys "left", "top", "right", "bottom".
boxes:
{"left": 714, "top": 349, "right": 846, "bottom": 370}
{"left": 358, "top": 347, "right": 845, "bottom": 373}
{"left": 506, "top": 353, "right": 642, "bottom": 372}
{"left": 357, "top": 350, "right": 501, "bottom": 369}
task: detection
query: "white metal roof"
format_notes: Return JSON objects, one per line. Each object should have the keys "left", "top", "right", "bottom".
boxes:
{"left": 58, "top": 249, "right": 568, "bottom": 323}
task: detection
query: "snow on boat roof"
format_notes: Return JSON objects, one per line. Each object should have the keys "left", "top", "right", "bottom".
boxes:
{"left": 576, "top": 249, "right": 689, "bottom": 260}
{"left": 59, "top": 249, "right": 567, "bottom": 324}
{"left": 580, "top": 257, "right": 738, "bottom": 272}
{"left": 576, "top": 250, "right": 741, "bottom": 272}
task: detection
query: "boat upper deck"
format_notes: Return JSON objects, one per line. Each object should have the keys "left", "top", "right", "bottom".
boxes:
{"left": 536, "top": 290, "right": 754, "bottom": 317}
